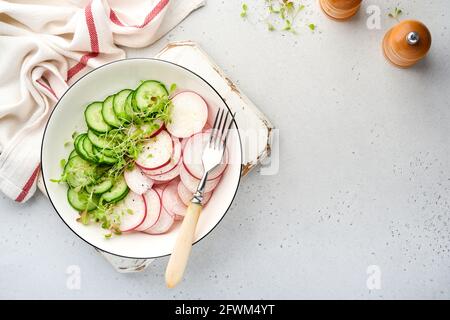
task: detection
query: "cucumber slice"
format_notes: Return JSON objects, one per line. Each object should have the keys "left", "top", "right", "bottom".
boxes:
{"left": 93, "top": 147, "right": 119, "bottom": 165}
{"left": 67, "top": 188, "right": 98, "bottom": 211}
{"left": 94, "top": 146, "right": 115, "bottom": 158}
{"left": 73, "top": 133, "right": 83, "bottom": 151}
{"left": 85, "top": 101, "right": 111, "bottom": 133}
{"left": 75, "top": 134, "right": 94, "bottom": 162}
{"left": 124, "top": 91, "right": 135, "bottom": 120}
{"left": 68, "top": 149, "right": 77, "bottom": 159}
{"left": 82, "top": 135, "right": 98, "bottom": 162}
{"left": 86, "top": 178, "right": 113, "bottom": 194}
{"left": 74, "top": 134, "right": 85, "bottom": 159}
{"left": 64, "top": 156, "right": 100, "bottom": 189}
{"left": 101, "top": 175, "right": 129, "bottom": 203}
{"left": 102, "top": 95, "right": 121, "bottom": 128}
{"left": 132, "top": 80, "right": 168, "bottom": 112}
{"left": 87, "top": 130, "right": 115, "bottom": 150}
{"left": 113, "top": 89, "right": 132, "bottom": 123}
{"left": 101, "top": 148, "right": 116, "bottom": 158}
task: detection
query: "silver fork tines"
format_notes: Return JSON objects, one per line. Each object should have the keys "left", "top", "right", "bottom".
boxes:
{"left": 209, "top": 108, "right": 234, "bottom": 151}
{"left": 191, "top": 108, "right": 235, "bottom": 205}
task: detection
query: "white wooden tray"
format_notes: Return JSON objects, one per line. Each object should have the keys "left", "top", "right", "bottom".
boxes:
{"left": 38, "top": 41, "right": 274, "bottom": 272}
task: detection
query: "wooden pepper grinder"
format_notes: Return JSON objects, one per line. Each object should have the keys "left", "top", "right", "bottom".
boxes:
{"left": 319, "top": 0, "right": 362, "bottom": 21}
{"left": 383, "top": 20, "right": 432, "bottom": 68}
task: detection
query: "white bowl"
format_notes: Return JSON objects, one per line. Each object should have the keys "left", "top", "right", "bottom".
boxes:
{"left": 41, "top": 59, "right": 242, "bottom": 259}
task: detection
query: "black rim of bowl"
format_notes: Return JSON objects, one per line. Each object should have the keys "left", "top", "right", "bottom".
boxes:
{"left": 41, "top": 58, "right": 243, "bottom": 260}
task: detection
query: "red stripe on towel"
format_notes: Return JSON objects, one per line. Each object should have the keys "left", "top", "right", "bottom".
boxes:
{"left": 15, "top": 164, "right": 40, "bottom": 203}
{"left": 67, "top": 1, "right": 99, "bottom": 81}
{"left": 109, "top": 0, "right": 168, "bottom": 28}
{"left": 36, "top": 79, "right": 58, "bottom": 100}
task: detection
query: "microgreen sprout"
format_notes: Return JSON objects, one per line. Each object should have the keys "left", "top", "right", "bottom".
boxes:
{"left": 388, "top": 7, "right": 402, "bottom": 21}
{"left": 242, "top": 1, "right": 315, "bottom": 34}
{"left": 169, "top": 83, "right": 177, "bottom": 94}
{"left": 241, "top": 3, "right": 248, "bottom": 18}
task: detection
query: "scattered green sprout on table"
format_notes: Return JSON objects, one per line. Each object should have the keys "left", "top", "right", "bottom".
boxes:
{"left": 241, "top": 3, "right": 248, "bottom": 18}
{"left": 388, "top": 7, "right": 402, "bottom": 21}
{"left": 240, "top": 1, "right": 316, "bottom": 34}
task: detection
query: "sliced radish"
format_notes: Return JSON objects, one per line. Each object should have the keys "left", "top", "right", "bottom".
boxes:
{"left": 114, "top": 192, "right": 147, "bottom": 232}
{"left": 141, "top": 137, "right": 181, "bottom": 176}
{"left": 177, "top": 181, "right": 193, "bottom": 206}
{"left": 180, "top": 137, "right": 189, "bottom": 151}
{"left": 153, "top": 180, "right": 171, "bottom": 186}
{"left": 183, "top": 132, "right": 228, "bottom": 180}
{"left": 174, "top": 214, "right": 184, "bottom": 221}
{"left": 136, "top": 130, "right": 173, "bottom": 170}
{"left": 162, "top": 179, "right": 187, "bottom": 216}
{"left": 202, "top": 122, "right": 212, "bottom": 132}
{"left": 144, "top": 207, "right": 174, "bottom": 235}
{"left": 180, "top": 165, "right": 221, "bottom": 193}
{"left": 129, "top": 119, "right": 164, "bottom": 139}
{"left": 152, "top": 185, "right": 166, "bottom": 196}
{"left": 166, "top": 92, "right": 208, "bottom": 138}
{"left": 124, "top": 165, "right": 154, "bottom": 195}
{"left": 177, "top": 181, "right": 212, "bottom": 207}
{"left": 145, "top": 119, "right": 164, "bottom": 138}
{"left": 149, "top": 162, "right": 181, "bottom": 183}
{"left": 135, "top": 189, "right": 161, "bottom": 231}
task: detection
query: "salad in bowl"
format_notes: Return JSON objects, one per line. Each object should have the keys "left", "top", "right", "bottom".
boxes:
{"left": 41, "top": 59, "right": 242, "bottom": 259}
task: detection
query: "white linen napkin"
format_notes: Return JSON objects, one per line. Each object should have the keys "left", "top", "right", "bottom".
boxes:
{"left": 0, "top": 0, "right": 205, "bottom": 202}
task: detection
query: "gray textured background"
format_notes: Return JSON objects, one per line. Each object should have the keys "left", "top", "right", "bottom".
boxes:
{"left": 1, "top": 0, "right": 450, "bottom": 299}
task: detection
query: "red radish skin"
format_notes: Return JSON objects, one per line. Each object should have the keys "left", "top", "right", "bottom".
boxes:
{"left": 178, "top": 122, "right": 210, "bottom": 146}
{"left": 180, "top": 137, "right": 189, "bottom": 151}
{"left": 144, "top": 207, "right": 174, "bottom": 235}
{"left": 141, "top": 137, "right": 182, "bottom": 176}
{"left": 124, "top": 166, "right": 154, "bottom": 195}
{"left": 150, "top": 125, "right": 164, "bottom": 138}
{"left": 135, "top": 189, "right": 161, "bottom": 231}
{"left": 177, "top": 181, "right": 212, "bottom": 207}
{"left": 153, "top": 179, "right": 174, "bottom": 185}
{"left": 174, "top": 214, "right": 184, "bottom": 221}
{"left": 182, "top": 132, "right": 228, "bottom": 180}
{"left": 149, "top": 162, "right": 181, "bottom": 183}
{"left": 153, "top": 186, "right": 166, "bottom": 198}
{"left": 180, "top": 165, "right": 221, "bottom": 193}
{"left": 148, "top": 120, "right": 164, "bottom": 138}
{"left": 129, "top": 120, "right": 164, "bottom": 139}
{"left": 136, "top": 130, "right": 173, "bottom": 170}
{"left": 161, "top": 179, "right": 187, "bottom": 216}
{"left": 114, "top": 192, "right": 147, "bottom": 232}
{"left": 166, "top": 92, "right": 208, "bottom": 138}
{"left": 202, "top": 122, "right": 212, "bottom": 132}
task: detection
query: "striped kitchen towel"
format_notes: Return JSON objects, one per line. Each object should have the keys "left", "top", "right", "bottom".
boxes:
{"left": 0, "top": 0, "right": 205, "bottom": 202}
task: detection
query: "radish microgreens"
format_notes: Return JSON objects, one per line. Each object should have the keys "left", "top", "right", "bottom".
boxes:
{"left": 241, "top": 3, "right": 248, "bottom": 18}
{"left": 388, "top": 7, "right": 402, "bottom": 21}
{"left": 241, "top": 1, "right": 315, "bottom": 34}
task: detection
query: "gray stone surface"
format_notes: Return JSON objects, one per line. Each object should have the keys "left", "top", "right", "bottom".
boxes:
{"left": 1, "top": 0, "right": 449, "bottom": 299}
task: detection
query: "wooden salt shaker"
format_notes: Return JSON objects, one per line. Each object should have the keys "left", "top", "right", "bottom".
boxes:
{"left": 319, "top": 0, "right": 362, "bottom": 21}
{"left": 383, "top": 20, "right": 432, "bottom": 68}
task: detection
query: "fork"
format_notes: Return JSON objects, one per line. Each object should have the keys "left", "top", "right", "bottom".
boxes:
{"left": 165, "top": 108, "right": 235, "bottom": 288}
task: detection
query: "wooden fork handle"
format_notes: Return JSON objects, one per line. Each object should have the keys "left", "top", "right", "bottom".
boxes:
{"left": 165, "top": 202, "right": 202, "bottom": 288}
